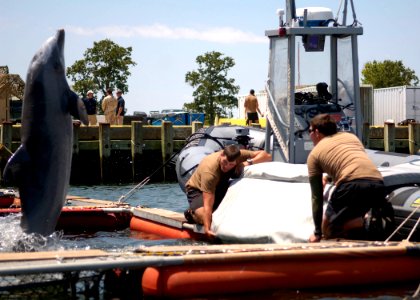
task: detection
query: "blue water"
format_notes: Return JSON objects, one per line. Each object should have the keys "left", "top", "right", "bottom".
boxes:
{"left": 63, "top": 183, "right": 199, "bottom": 251}
{"left": 1, "top": 183, "right": 418, "bottom": 298}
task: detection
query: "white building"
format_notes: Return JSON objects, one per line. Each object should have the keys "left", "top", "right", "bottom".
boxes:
{"left": 373, "top": 86, "right": 420, "bottom": 125}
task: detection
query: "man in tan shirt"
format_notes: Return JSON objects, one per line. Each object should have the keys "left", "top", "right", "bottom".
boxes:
{"left": 307, "top": 114, "right": 386, "bottom": 242}
{"left": 244, "top": 89, "right": 263, "bottom": 126}
{"left": 102, "top": 88, "right": 117, "bottom": 124}
{"left": 185, "top": 144, "right": 272, "bottom": 238}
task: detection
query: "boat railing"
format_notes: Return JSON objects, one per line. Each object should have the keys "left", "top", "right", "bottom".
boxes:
{"left": 265, "top": 80, "right": 289, "bottom": 128}
{"left": 265, "top": 79, "right": 290, "bottom": 161}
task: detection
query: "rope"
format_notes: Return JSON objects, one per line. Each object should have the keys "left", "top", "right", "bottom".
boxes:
{"left": 117, "top": 124, "right": 265, "bottom": 204}
{"left": 406, "top": 216, "right": 420, "bottom": 242}
{"left": 117, "top": 144, "right": 185, "bottom": 204}
{"left": 117, "top": 128, "right": 235, "bottom": 204}
{"left": 117, "top": 177, "right": 151, "bottom": 204}
{"left": 385, "top": 205, "right": 420, "bottom": 243}
{"left": 412, "top": 282, "right": 420, "bottom": 298}
{"left": 334, "top": 0, "right": 344, "bottom": 24}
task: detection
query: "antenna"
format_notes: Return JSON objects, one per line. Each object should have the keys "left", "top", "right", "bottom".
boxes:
{"left": 276, "top": 9, "right": 285, "bottom": 27}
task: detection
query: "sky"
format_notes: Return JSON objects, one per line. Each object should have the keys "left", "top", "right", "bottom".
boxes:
{"left": 2, "top": 0, "right": 420, "bottom": 116}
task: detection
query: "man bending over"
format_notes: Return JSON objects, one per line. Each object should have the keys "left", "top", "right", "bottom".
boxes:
{"left": 185, "top": 144, "right": 271, "bottom": 238}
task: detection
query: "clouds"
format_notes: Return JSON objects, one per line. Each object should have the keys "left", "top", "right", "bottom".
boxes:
{"left": 66, "top": 23, "right": 267, "bottom": 44}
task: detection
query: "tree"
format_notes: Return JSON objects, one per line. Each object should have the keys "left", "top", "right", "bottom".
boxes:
{"left": 66, "top": 39, "right": 137, "bottom": 110}
{"left": 361, "top": 60, "right": 418, "bottom": 88}
{"left": 185, "top": 51, "right": 239, "bottom": 125}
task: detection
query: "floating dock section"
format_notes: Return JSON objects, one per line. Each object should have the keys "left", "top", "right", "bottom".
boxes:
{"left": 0, "top": 242, "right": 419, "bottom": 298}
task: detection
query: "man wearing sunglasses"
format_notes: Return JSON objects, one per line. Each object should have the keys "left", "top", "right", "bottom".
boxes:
{"left": 307, "top": 113, "right": 386, "bottom": 242}
{"left": 184, "top": 144, "right": 271, "bottom": 238}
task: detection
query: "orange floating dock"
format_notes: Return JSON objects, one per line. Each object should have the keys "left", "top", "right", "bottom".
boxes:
{"left": 130, "top": 207, "right": 205, "bottom": 240}
{"left": 140, "top": 242, "right": 420, "bottom": 298}
{"left": 0, "top": 195, "right": 133, "bottom": 233}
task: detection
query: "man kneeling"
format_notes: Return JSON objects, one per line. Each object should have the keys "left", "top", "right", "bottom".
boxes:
{"left": 184, "top": 144, "right": 271, "bottom": 238}
{"left": 307, "top": 114, "right": 388, "bottom": 242}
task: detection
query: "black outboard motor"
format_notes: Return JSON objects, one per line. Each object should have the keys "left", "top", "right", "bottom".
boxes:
{"left": 233, "top": 128, "right": 253, "bottom": 149}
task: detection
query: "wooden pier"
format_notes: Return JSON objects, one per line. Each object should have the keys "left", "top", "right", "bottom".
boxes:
{"left": 0, "top": 121, "right": 203, "bottom": 184}
{"left": 363, "top": 122, "right": 420, "bottom": 154}
{"left": 1, "top": 121, "right": 419, "bottom": 184}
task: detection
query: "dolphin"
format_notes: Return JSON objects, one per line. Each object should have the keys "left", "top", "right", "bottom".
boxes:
{"left": 3, "top": 29, "right": 88, "bottom": 236}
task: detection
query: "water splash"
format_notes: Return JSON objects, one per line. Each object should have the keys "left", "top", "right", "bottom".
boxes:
{"left": 0, "top": 214, "right": 64, "bottom": 252}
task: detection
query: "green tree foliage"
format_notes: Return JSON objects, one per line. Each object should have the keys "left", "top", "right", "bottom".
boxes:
{"left": 185, "top": 51, "right": 239, "bottom": 125}
{"left": 361, "top": 60, "right": 418, "bottom": 88}
{"left": 66, "top": 39, "right": 137, "bottom": 110}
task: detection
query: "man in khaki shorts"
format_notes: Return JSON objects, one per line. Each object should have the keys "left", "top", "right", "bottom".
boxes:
{"left": 102, "top": 88, "right": 117, "bottom": 124}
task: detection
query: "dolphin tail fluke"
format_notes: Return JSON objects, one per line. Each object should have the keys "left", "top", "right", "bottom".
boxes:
{"left": 3, "top": 145, "right": 30, "bottom": 186}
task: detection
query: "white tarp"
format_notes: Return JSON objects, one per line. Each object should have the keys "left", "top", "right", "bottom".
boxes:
{"left": 211, "top": 162, "right": 314, "bottom": 243}
{"left": 210, "top": 159, "right": 420, "bottom": 243}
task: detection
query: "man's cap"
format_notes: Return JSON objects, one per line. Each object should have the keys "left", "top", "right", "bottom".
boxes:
{"left": 117, "top": 89, "right": 123, "bottom": 94}
{"left": 87, "top": 90, "right": 94, "bottom": 95}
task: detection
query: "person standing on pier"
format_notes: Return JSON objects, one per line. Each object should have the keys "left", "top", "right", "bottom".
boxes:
{"left": 307, "top": 113, "right": 388, "bottom": 242}
{"left": 102, "top": 88, "right": 118, "bottom": 125}
{"left": 184, "top": 144, "right": 272, "bottom": 238}
{"left": 83, "top": 90, "right": 98, "bottom": 125}
{"left": 115, "top": 90, "right": 125, "bottom": 125}
{"left": 244, "top": 89, "right": 263, "bottom": 126}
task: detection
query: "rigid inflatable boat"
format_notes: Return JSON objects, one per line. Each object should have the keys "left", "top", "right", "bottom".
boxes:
{"left": 175, "top": 124, "right": 267, "bottom": 192}
{"left": 173, "top": 125, "right": 420, "bottom": 242}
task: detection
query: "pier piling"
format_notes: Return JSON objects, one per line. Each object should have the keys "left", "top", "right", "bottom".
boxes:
{"left": 131, "top": 121, "right": 144, "bottom": 181}
{"left": 99, "top": 123, "right": 112, "bottom": 183}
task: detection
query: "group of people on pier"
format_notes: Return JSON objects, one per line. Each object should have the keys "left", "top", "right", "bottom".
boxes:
{"left": 82, "top": 88, "right": 125, "bottom": 126}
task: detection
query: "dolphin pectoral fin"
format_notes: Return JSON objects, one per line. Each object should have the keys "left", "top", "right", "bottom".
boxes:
{"left": 3, "top": 145, "right": 31, "bottom": 185}
{"left": 68, "top": 91, "right": 89, "bottom": 125}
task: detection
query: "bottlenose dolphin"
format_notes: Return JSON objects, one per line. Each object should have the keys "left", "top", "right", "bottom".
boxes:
{"left": 3, "top": 29, "right": 88, "bottom": 236}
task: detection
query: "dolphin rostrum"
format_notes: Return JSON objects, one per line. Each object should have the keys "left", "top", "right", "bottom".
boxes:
{"left": 3, "top": 29, "right": 88, "bottom": 236}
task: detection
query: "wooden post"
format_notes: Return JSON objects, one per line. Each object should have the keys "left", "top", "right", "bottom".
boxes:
{"left": 0, "top": 122, "right": 13, "bottom": 183}
{"left": 161, "top": 121, "right": 174, "bottom": 181}
{"left": 362, "top": 122, "right": 370, "bottom": 149}
{"left": 72, "top": 121, "right": 80, "bottom": 155}
{"left": 131, "top": 121, "right": 144, "bottom": 180}
{"left": 191, "top": 121, "right": 203, "bottom": 134}
{"left": 214, "top": 115, "right": 219, "bottom": 126}
{"left": 99, "top": 122, "right": 111, "bottom": 182}
{"left": 70, "top": 121, "right": 81, "bottom": 183}
{"left": 384, "top": 121, "right": 395, "bottom": 152}
{"left": 408, "top": 122, "right": 420, "bottom": 154}
{"left": 1, "top": 122, "right": 13, "bottom": 151}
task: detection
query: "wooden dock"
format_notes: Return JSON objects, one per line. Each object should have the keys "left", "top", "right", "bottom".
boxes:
{"left": 1, "top": 121, "right": 419, "bottom": 184}
{"left": 0, "top": 121, "right": 203, "bottom": 184}
{"left": 0, "top": 241, "right": 418, "bottom": 298}
{"left": 363, "top": 122, "right": 420, "bottom": 154}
